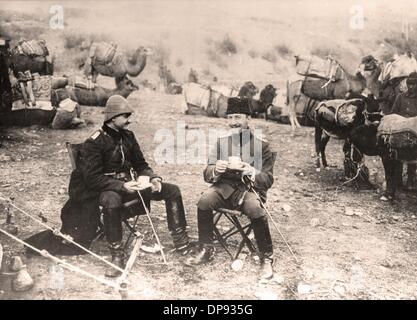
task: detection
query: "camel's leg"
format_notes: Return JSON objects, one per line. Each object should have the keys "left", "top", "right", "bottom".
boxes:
{"left": 314, "top": 126, "right": 323, "bottom": 168}
{"left": 320, "top": 133, "right": 330, "bottom": 168}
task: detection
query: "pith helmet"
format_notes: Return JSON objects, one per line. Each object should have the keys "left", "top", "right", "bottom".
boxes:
{"left": 104, "top": 95, "right": 134, "bottom": 122}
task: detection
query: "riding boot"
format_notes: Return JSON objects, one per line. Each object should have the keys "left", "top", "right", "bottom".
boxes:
{"left": 103, "top": 207, "right": 123, "bottom": 244}
{"left": 103, "top": 207, "right": 125, "bottom": 277}
{"left": 184, "top": 208, "right": 215, "bottom": 265}
{"left": 105, "top": 241, "right": 125, "bottom": 278}
{"left": 251, "top": 216, "right": 274, "bottom": 279}
{"left": 166, "top": 196, "right": 190, "bottom": 254}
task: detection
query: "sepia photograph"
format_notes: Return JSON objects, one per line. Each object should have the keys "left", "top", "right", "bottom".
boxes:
{"left": 1, "top": 0, "right": 417, "bottom": 303}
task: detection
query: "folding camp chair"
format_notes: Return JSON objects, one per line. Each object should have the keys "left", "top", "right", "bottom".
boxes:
{"left": 212, "top": 152, "right": 277, "bottom": 260}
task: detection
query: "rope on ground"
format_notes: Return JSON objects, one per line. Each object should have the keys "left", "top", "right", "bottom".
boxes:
{"left": 0, "top": 192, "right": 124, "bottom": 274}
{"left": 0, "top": 226, "right": 119, "bottom": 290}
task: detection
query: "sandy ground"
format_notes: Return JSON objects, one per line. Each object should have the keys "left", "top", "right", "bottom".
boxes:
{"left": 1, "top": 88, "right": 417, "bottom": 300}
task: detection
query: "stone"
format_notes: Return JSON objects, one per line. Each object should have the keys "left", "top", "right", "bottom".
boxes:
{"left": 12, "top": 266, "right": 34, "bottom": 292}
{"left": 310, "top": 218, "right": 321, "bottom": 227}
{"left": 9, "top": 256, "right": 24, "bottom": 272}
{"left": 282, "top": 204, "right": 292, "bottom": 212}
{"left": 231, "top": 259, "right": 244, "bottom": 271}
{"left": 297, "top": 283, "right": 312, "bottom": 295}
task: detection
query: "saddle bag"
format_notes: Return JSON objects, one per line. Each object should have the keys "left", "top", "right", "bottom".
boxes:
{"left": 16, "top": 39, "right": 49, "bottom": 57}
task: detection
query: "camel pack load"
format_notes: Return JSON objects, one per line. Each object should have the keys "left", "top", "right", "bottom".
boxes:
{"left": 88, "top": 42, "right": 118, "bottom": 66}
{"left": 295, "top": 55, "right": 344, "bottom": 82}
{"left": 315, "top": 99, "right": 363, "bottom": 128}
{"left": 182, "top": 83, "right": 238, "bottom": 117}
{"left": 377, "top": 114, "right": 417, "bottom": 160}
{"left": 379, "top": 53, "right": 417, "bottom": 83}
{"left": 15, "top": 39, "right": 49, "bottom": 57}
{"left": 11, "top": 73, "right": 54, "bottom": 111}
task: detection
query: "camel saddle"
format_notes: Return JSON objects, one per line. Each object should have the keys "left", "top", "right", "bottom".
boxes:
{"left": 89, "top": 42, "right": 117, "bottom": 66}
{"left": 315, "top": 99, "right": 362, "bottom": 127}
{"left": 67, "top": 76, "right": 95, "bottom": 90}
{"left": 16, "top": 39, "right": 49, "bottom": 57}
{"left": 295, "top": 55, "right": 344, "bottom": 81}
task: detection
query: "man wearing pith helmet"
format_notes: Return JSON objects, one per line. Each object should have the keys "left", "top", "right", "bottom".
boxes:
{"left": 78, "top": 95, "right": 191, "bottom": 277}
{"left": 185, "top": 98, "right": 276, "bottom": 280}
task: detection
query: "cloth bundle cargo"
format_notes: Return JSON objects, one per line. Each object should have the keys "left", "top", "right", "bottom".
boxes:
{"left": 377, "top": 114, "right": 417, "bottom": 160}
{"left": 90, "top": 42, "right": 117, "bottom": 65}
{"left": 295, "top": 55, "right": 343, "bottom": 81}
{"left": 379, "top": 53, "right": 417, "bottom": 82}
{"left": 183, "top": 83, "right": 211, "bottom": 111}
{"left": 16, "top": 39, "right": 49, "bottom": 57}
{"left": 301, "top": 76, "right": 335, "bottom": 100}
{"left": 315, "top": 99, "right": 362, "bottom": 127}
{"left": 68, "top": 76, "right": 95, "bottom": 90}
{"left": 12, "top": 74, "right": 53, "bottom": 111}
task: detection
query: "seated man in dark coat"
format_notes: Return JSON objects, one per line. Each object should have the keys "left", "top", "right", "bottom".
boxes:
{"left": 185, "top": 99, "right": 275, "bottom": 280}
{"left": 72, "top": 95, "right": 190, "bottom": 277}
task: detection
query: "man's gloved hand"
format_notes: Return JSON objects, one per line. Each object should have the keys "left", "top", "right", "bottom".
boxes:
{"left": 123, "top": 180, "right": 141, "bottom": 193}
{"left": 214, "top": 160, "right": 229, "bottom": 175}
{"left": 150, "top": 177, "right": 162, "bottom": 193}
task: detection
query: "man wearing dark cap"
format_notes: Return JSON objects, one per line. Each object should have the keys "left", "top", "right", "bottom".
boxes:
{"left": 185, "top": 98, "right": 276, "bottom": 280}
{"left": 382, "top": 72, "right": 417, "bottom": 199}
{"left": 77, "top": 95, "right": 190, "bottom": 277}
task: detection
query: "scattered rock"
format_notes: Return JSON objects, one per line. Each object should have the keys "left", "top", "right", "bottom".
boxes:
{"left": 141, "top": 244, "right": 164, "bottom": 254}
{"left": 12, "top": 266, "right": 34, "bottom": 292}
{"left": 282, "top": 204, "right": 292, "bottom": 212}
{"left": 392, "top": 216, "right": 400, "bottom": 221}
{"left": 20, "top": 169, "right": 31, "bottom": 174}
{"left": 0, "top": 155, "right": 12, "bottom": 162}
{"left": 58, "top": 189, "right": 66, "bottom": 195}
{"left": 310, "top": 218, "right": 321, "bottom": 227}
{"left": 334, "top": 285, "right": 346, "bottom": 295}
{"left": 231, "top": 259, "right": 244, "bottom": 272}
{"left": 344, "top": 208, "right": 355, "bottom": 216}
{"left": 297, "top": 283, "right": 312, "bottom": 295}
{"left": 272, "top": 274, "right": 285, "bottom": 285}
{"left": 255, "top": 290, "right": 278, "bottom": 300}
{"left": 9, "top": 256, "right": 24, "bottom": 272}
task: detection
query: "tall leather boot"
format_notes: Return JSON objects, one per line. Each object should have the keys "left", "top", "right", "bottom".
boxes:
{"left": 166, "top": 196, "right": 190, "bottom": 254}
{"left": 185, "top": 208, "right": 215, "bottom": 265}
{"left": 252, "top": 216, "right": 274, "bottom": 279}
{"left": 105, "top": 241, "right": 125, "bottom": 278}
{"left": 103, "top": 207, "right": 125, "bottom": 277}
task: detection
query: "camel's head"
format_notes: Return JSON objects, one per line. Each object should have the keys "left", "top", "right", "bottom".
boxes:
{"left": 137, "top": 46, "right": 154, "bottom": 56}
{"left": 357, "top": 55, "right": 381, "bottom": 78}
{"left": 238, "top": 81, "right": 259, "bottom": 99}
{"left": 260, "top": 84, "right": 277, "bottom": 105}
{"left": 116, "top": 76, "right": 139, "bottom": 92}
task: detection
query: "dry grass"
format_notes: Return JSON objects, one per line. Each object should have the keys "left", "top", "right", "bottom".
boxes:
{"left": 248, "top": 49, "right": 258, "bottom": 59}
{"left": 216, "top": 35, "right": 238, "bottom": 55}
{"left": 261, "top": 50, "right": 277, "bottom": 63}
{"left": 275, "top": 44, "right": 292, "bottom": 58}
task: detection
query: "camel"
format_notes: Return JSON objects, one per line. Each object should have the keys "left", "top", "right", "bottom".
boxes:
{"left": 54, "top": 75, "right": 139, "bottom": 106}
{"left": 358, "top": 53, "right": 417, "bottom": 114}
{"left": 287, "top": 56, "right": 369, "bottom": 131}
{"left": 83, "top": 42, "right": 151, "bottom": 83}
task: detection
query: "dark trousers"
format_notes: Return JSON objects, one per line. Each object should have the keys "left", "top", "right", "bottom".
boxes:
{"left": 100, "top": 182, "right": 187, "bottom": 244}
{"left": 196, "top": 189, "right": 273, "bottom": 259}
